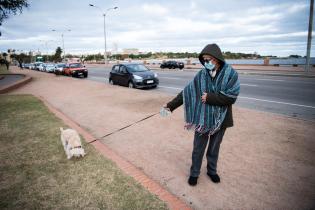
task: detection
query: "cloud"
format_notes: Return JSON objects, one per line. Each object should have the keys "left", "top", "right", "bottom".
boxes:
{"left": 0, "top": 0, "right": 312, "bottom": 56}
{"left": 141, "top": 3, "right": 168, "bottom": 16}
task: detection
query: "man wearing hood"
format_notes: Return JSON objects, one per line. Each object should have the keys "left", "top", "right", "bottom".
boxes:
{"left": 162, "top": 43, "right": 240, "bottom": 186}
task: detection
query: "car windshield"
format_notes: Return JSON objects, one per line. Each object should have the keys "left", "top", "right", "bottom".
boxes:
{"left": 127, "top": 64, "right": 149, "bottom": 72}
{"left": 46, "top": 64, "right": 55, "bottom": 67}
{"left": 57, "top": 64, "right": 65, "bottom": 67}
{"left": 69, "top": 63, "right": 83, "bottom": 68}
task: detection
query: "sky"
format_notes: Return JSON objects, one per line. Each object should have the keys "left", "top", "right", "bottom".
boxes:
{"left": 0, "top": 0, "right": 313, "bottom": 57}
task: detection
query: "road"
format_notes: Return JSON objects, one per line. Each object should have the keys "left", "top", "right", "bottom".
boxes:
{"left": 87, "top": 67, "right": 315, "bottom": 122}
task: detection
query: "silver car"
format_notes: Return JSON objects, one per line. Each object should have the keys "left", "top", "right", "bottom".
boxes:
{"left": 44, "top": 63, "right": 56, "bottom": 73}
{"left": 55, "top": 63, "right": 66, "bottom": 74}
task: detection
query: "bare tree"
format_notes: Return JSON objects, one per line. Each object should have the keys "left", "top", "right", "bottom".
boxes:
{"left": 0, "top": 0, "right": 29, "bottom": 36}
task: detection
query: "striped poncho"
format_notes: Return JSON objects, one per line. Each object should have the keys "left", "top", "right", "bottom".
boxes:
{"left": 183, "top": 63, "right": 240, "bottom": 135}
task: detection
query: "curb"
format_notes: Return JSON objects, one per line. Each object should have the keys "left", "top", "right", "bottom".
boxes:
{"left": 38, "top": 95, "right": 191, "bottom": 210}
{"left": 0, "top": 74, "right": 32, "bottom": 94}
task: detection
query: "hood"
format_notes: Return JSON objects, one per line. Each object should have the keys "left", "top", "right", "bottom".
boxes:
{"left": 199, "top": 43, "right": 225, "bottom": 65}
{"left": 132, "top": 71, "right": 155, "bottom": 78}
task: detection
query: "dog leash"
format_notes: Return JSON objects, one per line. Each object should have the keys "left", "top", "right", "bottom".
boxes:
{"left": 86, "top": 112, "right": 159, "bottom": 144}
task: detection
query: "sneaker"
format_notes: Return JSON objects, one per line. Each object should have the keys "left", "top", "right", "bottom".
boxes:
{"left": 207, "top": 173, "right": 220, "bottom": 183}
{"left": 188, "top": 176, "right": 198, "bottom": 186}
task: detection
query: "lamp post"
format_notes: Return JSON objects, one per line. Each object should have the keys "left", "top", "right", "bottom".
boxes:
{"left": 305, "top": 0, "right": 314, "bottom": 72}
{"left": 51, "top": 29, "right": 71, "bottom": 60}
{"left": 89, "top": 4, "right": 118, "bottom": 65}
{"left": 39, "top": 39, "right": 54, "bottom": 59}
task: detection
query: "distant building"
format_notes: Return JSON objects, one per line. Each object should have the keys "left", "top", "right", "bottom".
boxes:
{"left": 122, "top": 48, "right": 139, "bottom": 55}
{"left": 64, "top": 57, "right": 81, "bottom": 63}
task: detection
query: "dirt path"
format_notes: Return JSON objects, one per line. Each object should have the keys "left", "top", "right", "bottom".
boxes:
{"left": 10, "top": 68, "right": 315, "bottom": 209}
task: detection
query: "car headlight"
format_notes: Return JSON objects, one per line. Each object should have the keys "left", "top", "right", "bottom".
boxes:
{"left": 154, "top": 73, "right": 158, "bottom": 78}
{"left": 133, "top": 75, "right": 143, "bottom": 81}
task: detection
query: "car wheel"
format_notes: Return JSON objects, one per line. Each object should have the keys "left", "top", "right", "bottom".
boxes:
{"left": 109, "top": 79, "right": 114, "bottom": 85}
{"left": 128, "top": 81, "right": 134, "bottom": 88}
{"left": 84, "top": 73, "right": 88, "bottom": 78}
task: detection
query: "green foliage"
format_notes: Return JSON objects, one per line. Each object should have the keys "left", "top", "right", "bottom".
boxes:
{"left": 0, "top": 0, "right": 29, "bottom": 36}
{"left": 289, "top": 55, "right": 302, "bottom": 58}
{"left": 10, "top": 53, "right": 31, "bottom": 63}
{"left": 223, "top": 51, "right": 263, "bottom": 59}
{"left": 84, "top": 53, "right": 104, "bottom": 61}
{"left": 53, "top": 47, "right": 62, "bottom": 62}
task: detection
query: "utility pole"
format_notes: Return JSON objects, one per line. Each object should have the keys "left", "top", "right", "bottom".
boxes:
{"left": 89, "top": 4, "right": 118, "bottom": 65}
{"left": 305, "top": 0, "right": 314, "bottom": 72}
{"left": 52, "top": 29, "right": 71, "bottom": 61}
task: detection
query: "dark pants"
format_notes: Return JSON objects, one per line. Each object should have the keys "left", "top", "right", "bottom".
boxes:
{"left": 190, "top": 128, "right": 226, "bottom": 177}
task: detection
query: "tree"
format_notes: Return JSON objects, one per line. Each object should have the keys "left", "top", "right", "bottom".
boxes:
{"left": 53, "top": 47, "right": 62, "bottom": 62}
{"left": 11, "top": 52, "right": 29, "bottom": 66}
{"left": 0, "top": 0, "right": 29, "bottom": 35}
{"left": 0, "top": 0, "right": 29, "bottom": 23}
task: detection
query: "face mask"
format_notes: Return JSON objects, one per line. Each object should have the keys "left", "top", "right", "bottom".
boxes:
{"left": 204, "top": 60, "right": 215, "bottom": 71}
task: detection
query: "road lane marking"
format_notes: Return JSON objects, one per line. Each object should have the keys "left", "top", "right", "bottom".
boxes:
{"left": 158, "top": 85, "right": 183, "bottom": 90}
{"left": 241, "top": 84, "right": 258, "bottom": 87}
{"left": 159, "top": 86, "right": 315, "bottom": 109}
{"left": 239, "top": 96, "right": 315, "bottom": 109}
{"left": 254, "top": 78, "right": 285, "bottom": 82}
{"left": 159, "top": 76, "right": 185, "bottom": 80}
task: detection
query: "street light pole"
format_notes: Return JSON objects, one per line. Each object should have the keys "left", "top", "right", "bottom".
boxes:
{"left": 305, "top": 0, "right": 314, "bottom": 72}
{"left": 89, "top": 4, "right": 118, "bottom": 65}
{"left": 52, "top": 29, "right": 71, "bottom": 61}
{"left": 39, "top": 39, "right": 53, "bottom": 57}
{"left": 103, "top": 13, "right": 107, "bottom": 65}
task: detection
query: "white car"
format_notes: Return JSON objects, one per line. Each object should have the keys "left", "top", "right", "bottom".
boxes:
{"left": 38, "top": 63, "right": 45, "bottom": 71}
{"left": 55, "top": 63, "right": 66, "bottom": 74}
{"left": 44, "top": 63, "right": 56, "bottom": 73}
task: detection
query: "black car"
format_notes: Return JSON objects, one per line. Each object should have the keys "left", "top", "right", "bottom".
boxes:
{"left": 109, "top": 64, "right": 159, "bottom": 88}
{"left": 160, "top": 61, "right": 184, "bottom": 69}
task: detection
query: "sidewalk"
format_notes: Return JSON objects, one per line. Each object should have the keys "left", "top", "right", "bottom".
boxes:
{"left": 4, "top": 68, "right": 315, "bottom": 209}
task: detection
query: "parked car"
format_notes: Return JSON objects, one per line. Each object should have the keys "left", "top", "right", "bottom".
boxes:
{"left": 160, "top": 61, "right": 184, "bottom": 69}
{"left": 23, "top": 63, "right": 30, "bottom": 69}
{"left": 54, "top": 63, "right": 66, "bottom": 75}
{"left": 44, "top": 63, "right": 56, "bottom": 73}
{"left": 109, "top": 64, "right": 159, "bottom": 89}
{"left": 63, "top": 63, "right": 88, "bottom": 78}
{"left": 29, "top": 63, "right": 36, "bottom": 70}
{"left": 34, "top": 62, "right": 44, "bottom": 71}
{"left": 38, "top": 63, "right": 46, "bottom": 71}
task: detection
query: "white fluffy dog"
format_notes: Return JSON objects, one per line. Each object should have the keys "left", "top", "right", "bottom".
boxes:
{"left": 60, "top": 127, "right": 85, "bottom": 159}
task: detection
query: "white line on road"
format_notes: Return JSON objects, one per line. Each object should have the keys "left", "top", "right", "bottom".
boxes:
{"left": 254, "top": 78, "right": 285, "bottom": 82}
{"left": 158, "top": 85, "right": 183, "bottom": 90}
{"left": 241, "top": 84, "right": 258, "bottom": 87}
{"left": 159, "top": 76, "right": 184, "bottom": 80}
{"left": 239, "top": 96, "right": 315, "bottom": 109}
{"left": 159, "top": 84, "right": 259, "bottom": 89}
{"left": 159, "top": 85, "right": 315, "bottom": 109}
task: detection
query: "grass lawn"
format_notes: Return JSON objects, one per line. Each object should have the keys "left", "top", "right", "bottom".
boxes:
{"left": 0, "top": 95, "right": 168, "bottom": 210}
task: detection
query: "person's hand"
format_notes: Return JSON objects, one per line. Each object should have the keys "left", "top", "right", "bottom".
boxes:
{"left": 160, "top": 105, "right": 171, "bottom": 117}
{"left": 201, "top": 92, "right": 207, "bottom": 104}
